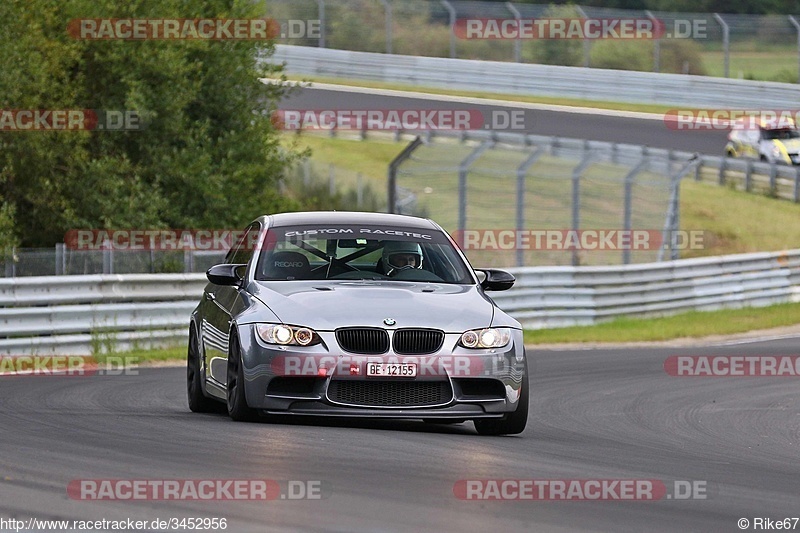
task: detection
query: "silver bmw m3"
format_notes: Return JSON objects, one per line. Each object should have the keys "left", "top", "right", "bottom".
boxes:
{"left": 188, "top": 211, "right": 528, "bottom": 435}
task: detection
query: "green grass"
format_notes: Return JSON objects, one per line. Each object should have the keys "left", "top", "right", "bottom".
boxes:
{"left": 680, "top": 179, "right": 800, "bottom": 257}
{"left": 92, "top": 345, "right": 185, "bottom": 365}
{"left": 524, "top": 302, "right": 800, "bottom": 344}
{"left": 699, "top": 50, "right": 798, "bottom": 82}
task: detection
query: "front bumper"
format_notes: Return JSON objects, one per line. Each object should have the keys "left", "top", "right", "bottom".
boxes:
{"left": 236, "top": 324, "right": 526, "bottom": 417}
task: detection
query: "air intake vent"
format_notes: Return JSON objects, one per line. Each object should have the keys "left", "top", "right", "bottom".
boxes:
{"left": 393, "top": 329, "right": 444, "bottom": 355}
{"left": 335, "top": 328, "right": 389, "bottom": 354}
{"left": 328, "top": 380, "right": 452, "bottom": 407}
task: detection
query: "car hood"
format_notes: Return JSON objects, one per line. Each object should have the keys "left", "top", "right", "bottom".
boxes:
{"left": 772, "top": 138, "right": 800, "bottom": 153}
{"left": 248, "top": 280, "right": 496, "bottom": 331}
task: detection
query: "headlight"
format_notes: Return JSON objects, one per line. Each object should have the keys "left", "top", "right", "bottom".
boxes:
{"left": 772, "top": 146, "right": 781, "bottom": 158}
{"left": 256, "top": 324, "right": 321, "bottom": 346}
{"left": 459, "top": 328, "right": 511, "bottom": 349}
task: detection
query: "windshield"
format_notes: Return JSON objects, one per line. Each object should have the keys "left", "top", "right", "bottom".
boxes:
{"left": 255, "top": 224, "right": 474, "bottom": 284}
{"left": 762, "top": 128, "right": 800, "bottom": 140}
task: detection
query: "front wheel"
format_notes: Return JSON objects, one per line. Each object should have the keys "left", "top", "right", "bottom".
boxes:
{"left": 226, "top": 335, "right": 260, "bottom": 422}
{"left": 473, "top": 373, "right": 529, "bottom": 436}
{"left": 187, "top": 328, "right": 222, "bottom": 413}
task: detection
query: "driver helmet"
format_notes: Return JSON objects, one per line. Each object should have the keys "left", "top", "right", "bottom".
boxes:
{"left": 382, "top": 241, "right": 423, "bottom": 274}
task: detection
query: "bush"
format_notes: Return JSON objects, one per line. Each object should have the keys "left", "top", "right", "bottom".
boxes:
{"left": 590, "top": 41, "right": 651, "bottom": 71}
{"left": 660, "top": 39, "right": 707, "bottom": 75}
{"left": 527, "top": 5, "right": 583, "bottom": 66}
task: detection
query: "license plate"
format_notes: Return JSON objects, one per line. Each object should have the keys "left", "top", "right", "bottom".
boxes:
{"left": 366, "top": 362, "right": 417, "bottom": 377}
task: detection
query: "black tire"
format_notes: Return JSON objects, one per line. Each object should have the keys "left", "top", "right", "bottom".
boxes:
{"left": 473, "top": 372, "right": 529, "bottom": 436}
{"left": 226, "top": 335, "right": 260, "bottom": 422}
{"left": 187, "top": 327, "right": 222, "bottom": 413}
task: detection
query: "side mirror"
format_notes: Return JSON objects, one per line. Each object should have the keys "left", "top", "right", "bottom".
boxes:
{"left": 207, "top": 264, "right": 246, "bottom": 286}
{"left": 477, "top": 269, "right": 515, "bottom": 291}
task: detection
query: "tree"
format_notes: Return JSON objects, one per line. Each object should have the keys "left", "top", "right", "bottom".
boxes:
{"left": 0, "top": 0, "right": 298, "bottom": 247}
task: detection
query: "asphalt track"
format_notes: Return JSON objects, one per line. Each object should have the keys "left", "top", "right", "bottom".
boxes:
{"left": 278, "top": 86, "right": 729, "bottom": 155}
{"left": 2, "top": 338, "right": 799, "bottom": 532}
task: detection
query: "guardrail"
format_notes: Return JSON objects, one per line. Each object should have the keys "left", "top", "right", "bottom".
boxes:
{"left": 272, "top": 44, "right": 800, "bottom": 108}
{"left": 0, "top": 274, "right": 206, "bottom": 355}
{"left": 494, "top": 249, "right": 800, "bottom": 329}
{"left": 2, "top": 249, "right": 799, "bottom": 354}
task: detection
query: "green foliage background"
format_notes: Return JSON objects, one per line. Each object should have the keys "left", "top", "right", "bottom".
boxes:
{"left": 0, "top": 0, "right": 299, "bottom": 247}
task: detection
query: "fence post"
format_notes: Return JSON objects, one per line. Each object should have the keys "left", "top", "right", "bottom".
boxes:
{"left": 440, "top": 0, "right": 456, "bottom": 59}
{"left": 646, "top": 10, "right": 660, "bottom": 72}
{"left": 458, "top": 140, "right": 494, "bottom": 235}
{"left": 769, "top": 160, "right": 777, "bottom": 193}
{"left": 387, "top": 136, "right": 424, "bottom": 214}
{"left": 317, "top": 0, "right": 326, "bottom": 48}
{"left": 794, "top": 166, "right": 800, "bottom": 202}
{"left": 659, "top": 158, "right": 697, "bottom": 262}
{"left": 506, "top": 2, "right": 522, "bottom": 63}
{"left": 6, "top": 247, "right": 15, "bottom": 277}
{"left": 713, "top": 14, "right": 730, "bottom": 78}
{"left": 55, "top": 243, "right": 64, "bottom": 276}
{"left": 719, "top": 156, "right": 726, "bottom": 185}
{"left": 571, "top": 153, "right": 595, "bottom": 266}
{"left": 357, "top": 173, "right": 363, "bottom": 208}
{"left": 329, "top": 164, "right": 336, "bottom": 196}
{"left": 516, "top": 147, "right": 543, "bottom": 267}
{"left": 622, "top": 158, "right": 648, "bottom": 265}
{"left": 745, "top": 159, "right": 752, "bottom": 191}
{"left": 789, "top": 16, "right": 800, "bottom": 83}
{"left": 378, "top": 0, "right": 392, "bottom": 54}
{"left": 575, "top": 6, "right": 591, "bottom": 68}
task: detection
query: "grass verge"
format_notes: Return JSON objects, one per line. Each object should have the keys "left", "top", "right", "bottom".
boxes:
{"left": 524, "top": 302, "right": 800, "bottom": 344}
{"left": 92, "top": 345, "right": 185, "bottom": 365}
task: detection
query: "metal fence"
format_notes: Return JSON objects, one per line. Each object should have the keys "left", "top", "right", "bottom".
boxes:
{"left": 266, "top": 0, "right": 800, "bottom": 82}
{"left": 271, "top": 45, "right": 800, "bottom": 108}
{"left": 386, "top": 130, "right": 687, "bottom": 267}
{"left": 0, "top": 247, "right": 226, "bottom": 278}
{"left": 3, "top": 249, "right": 798, "bottom": 354}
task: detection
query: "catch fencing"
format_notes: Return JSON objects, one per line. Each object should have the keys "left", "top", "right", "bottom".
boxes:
{"left": 266, "top": 0, "right": 800, "bottom": 82}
